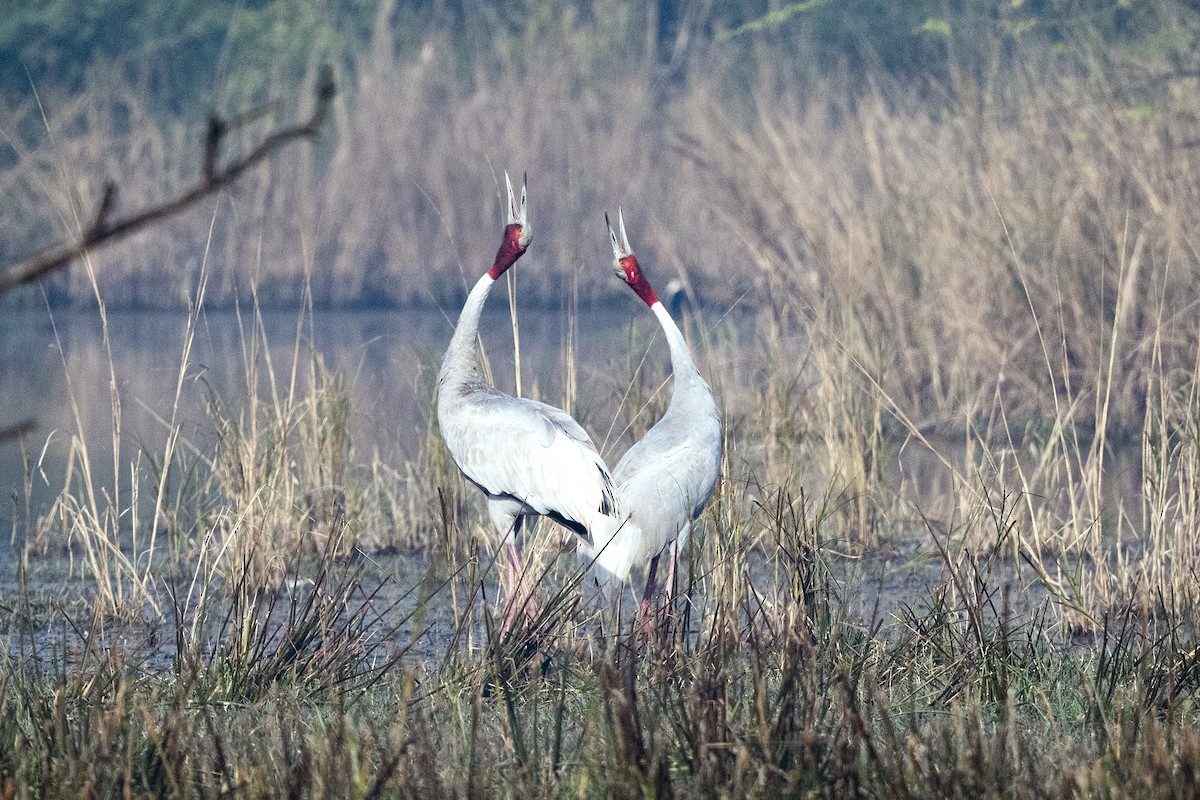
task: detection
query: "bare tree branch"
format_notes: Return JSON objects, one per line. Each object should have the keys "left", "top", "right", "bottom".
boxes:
{"left": 0, "top": 66, "right": 336, "bottom": 296}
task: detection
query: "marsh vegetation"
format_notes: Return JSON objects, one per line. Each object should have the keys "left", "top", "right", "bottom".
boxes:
{"left": 5, "top": 1, "right": 1200, "bottom": 796}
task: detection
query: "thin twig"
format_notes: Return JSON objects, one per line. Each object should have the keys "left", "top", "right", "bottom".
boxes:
{"left": 0, "top": 66, "right": 336, "bottom": 296}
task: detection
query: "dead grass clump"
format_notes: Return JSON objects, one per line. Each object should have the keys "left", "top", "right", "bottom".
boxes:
{"left": 668, "top": 43, "right": 1200, "bottom": 617}
{"left": 7, "top": 431, "right": 1200, "bottom": 797}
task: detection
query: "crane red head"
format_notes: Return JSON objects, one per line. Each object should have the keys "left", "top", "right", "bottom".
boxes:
{"left": 488, "top": 172, "right": 532, "bottom": 280}
{"left": 607, "top": 208, "right": 659, "bottom": 307}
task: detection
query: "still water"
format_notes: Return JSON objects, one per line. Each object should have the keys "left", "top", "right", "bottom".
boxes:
{"left": 0, "top": 302, "right": 724, "bottom": 547}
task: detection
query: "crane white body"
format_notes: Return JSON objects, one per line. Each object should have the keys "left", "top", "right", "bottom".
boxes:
{"left": 578, "top": 211, "right": 722, "bottom": 604}
{"left": 437, "top": 272, "right": 620, "bottom": 547}
{"left": 436, "top": 175, "right": 622, "bottom": 628}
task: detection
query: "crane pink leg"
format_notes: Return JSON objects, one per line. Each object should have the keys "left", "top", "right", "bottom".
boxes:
{"left": 662, "top": 545, "right": 679, "bottom": 611}
{"left": 636, "top": 552, "right": 661, "bottom": 635}
{"left": 501, "top": 539, "right": 539, "bottom": 634}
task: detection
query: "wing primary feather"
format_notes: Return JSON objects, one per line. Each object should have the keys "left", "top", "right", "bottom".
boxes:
{"left": 546, "top": 511, "right": 591, "bottom": 546}
{"left": 598, "top": 464, "right": 617, "bottom": 516}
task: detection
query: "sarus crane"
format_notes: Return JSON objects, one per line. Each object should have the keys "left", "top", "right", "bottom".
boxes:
{"left": 578, "top": 209, "right": 722, "bottom": 623}
{"left": 437, "top": 173, "right": 622, "bottom": 632}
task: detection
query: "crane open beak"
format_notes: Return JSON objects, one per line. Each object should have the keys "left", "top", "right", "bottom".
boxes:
{"left": 504, "top": 171, "right": 531, "bottom": 248}
{"left": 606, "top": 208, "right": 634, "bottom": 279}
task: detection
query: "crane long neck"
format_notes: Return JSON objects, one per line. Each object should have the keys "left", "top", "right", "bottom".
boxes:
{"left": 649, "top": 300, "right": 706, "bottom": 396}
{"left": 439, "top": 273, "right": 496, "bottom": 391}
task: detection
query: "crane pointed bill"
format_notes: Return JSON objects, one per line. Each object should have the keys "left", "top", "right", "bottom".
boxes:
{"left": 606, "top": 212, "right": 622, "bottom": 260}
{"left": 504, "top": 171, "right": 519, "bottom": 225}
{"left": 519, "top": 173, "right": 528, "bottom": 225}
{"left": 617, "top": 207, "right": 633, "bottom": 256}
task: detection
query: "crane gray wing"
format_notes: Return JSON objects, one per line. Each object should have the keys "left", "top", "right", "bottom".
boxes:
{"left": 440, "top": 389, "right": 619, "bottom": 525}
{"left": 611, "top": 417, "right": 720, "bottom": 561}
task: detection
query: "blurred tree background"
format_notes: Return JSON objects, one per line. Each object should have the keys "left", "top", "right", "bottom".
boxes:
{"left": 4, "top": 1, "right": 1195, "bottom": 117}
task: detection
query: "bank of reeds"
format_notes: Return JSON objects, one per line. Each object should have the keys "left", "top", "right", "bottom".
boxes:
{"left": 4, "top": 13, "right": 1194, "bottom": 326}
{"left": 6, "top": 463, "right": 1200, "bottom": 797}
{"left": 665, "top": 43, "right": 1200, "bottom": 622}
